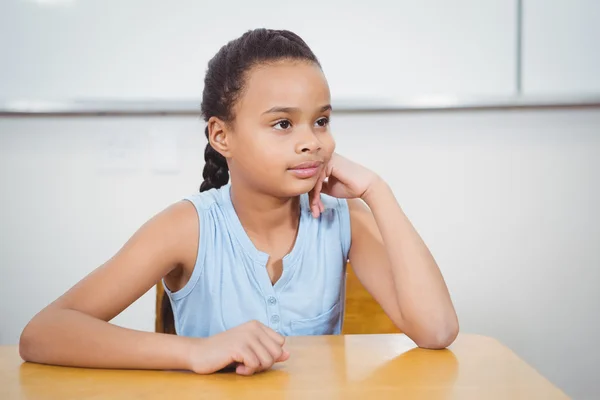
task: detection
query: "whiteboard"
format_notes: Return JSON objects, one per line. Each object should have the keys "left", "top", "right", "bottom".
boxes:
{"left": 523, "top": 0, "right": 600, "bottom": 95}
{"left": 0, "top": 0, "right": 516, "bottom": 103}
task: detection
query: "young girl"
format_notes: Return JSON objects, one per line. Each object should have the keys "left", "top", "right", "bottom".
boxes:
{"left": 19, "top": 28, "right": 458, "bottom": 376}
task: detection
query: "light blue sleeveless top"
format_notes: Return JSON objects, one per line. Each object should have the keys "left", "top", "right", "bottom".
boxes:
{"left": 162, "top": 183, "right": 352, "bottom": 337}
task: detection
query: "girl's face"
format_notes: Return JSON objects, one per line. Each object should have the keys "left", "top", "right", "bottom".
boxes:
{"left": 218, "top": 60, "right": 335, "bottom": 198}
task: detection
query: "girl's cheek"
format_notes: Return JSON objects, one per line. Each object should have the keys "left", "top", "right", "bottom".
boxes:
{"left": 327, "top": 136, "right": 336, "bottom": 155}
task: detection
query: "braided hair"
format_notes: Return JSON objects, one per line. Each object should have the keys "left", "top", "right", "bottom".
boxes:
{"left": 161, "top": 28, "right": 320, "bottom": 334}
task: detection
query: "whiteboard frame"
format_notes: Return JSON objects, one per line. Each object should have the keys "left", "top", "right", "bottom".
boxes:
{"left": 1, "top": 95, "right": 599, "bottom": 116}
{"left": 3, "top": 2, "right": 598, "bottom": 116}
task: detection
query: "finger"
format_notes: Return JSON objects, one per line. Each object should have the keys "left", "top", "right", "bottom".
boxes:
{"left": 257, "top": 333, "right": 285, "bottom": 364}
{"left": 308, "top": 188, "right": 316, "bottom": 210}
{"left": 278, "top": 349, "right": 291, "bottom": 362}
{"left": 320, "top": 176, "right": 337, "bottom": 196}
{"left": 257, "top": 325, "right": 290, "bottom": 363}
{"left": 236, "top": 364, "right": 255, "bottom": 376}
{"left": 313, "top": 200, "right": 324, "bottom": 217}
{"left": 313, "top": 176, "right": 323, "bottom": 204}
{"left": 309, "top": 169, "right": 324, "bottom": 200}
{"left": 250, "top": 338, "right": 275, "bottom": 370}
{"left": 318, "top": 173, "right": 327, "bottom": 212}
{"left": 311, "top": 174, "right": 324, "bottom": 206}
{"left": 318, "top": 162, "right": 334, "bottom": 202}
{"left": 258, "top": 324, "right": 286, "bottom": 347}
{"left": 235, "top": 346, "right": 260, "bottom": 376}
{"left": 311, "top": 204, "right": 319, "bottom": 219}
{"left": 312, "top": 197, "right": 323, "bottom": 216}
{"left": 313, "top": 169, "right": 327, "bottom": 217}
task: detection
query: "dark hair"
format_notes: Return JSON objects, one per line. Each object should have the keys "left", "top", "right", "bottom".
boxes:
{"left": 160, "top": 28, "right": 320, "bottom": 335}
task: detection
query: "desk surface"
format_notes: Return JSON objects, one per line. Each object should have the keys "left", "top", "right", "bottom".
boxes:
{"left": 1, "top": 334, "right": 568, "bottom": 400}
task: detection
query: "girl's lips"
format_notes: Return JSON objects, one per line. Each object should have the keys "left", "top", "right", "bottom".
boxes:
{"left": 288, "top": 161, "right": 323, "bottom": 179}
{"left": 288, "top": 166, "right": 320, "bottom": 178}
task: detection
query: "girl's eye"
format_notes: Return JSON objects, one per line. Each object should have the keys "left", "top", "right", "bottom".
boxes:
{"left": 316, "top": 117, "right": 329, "bottom": 127}
{"left": 274, "top": 120, "right": 291, "bottom": 130}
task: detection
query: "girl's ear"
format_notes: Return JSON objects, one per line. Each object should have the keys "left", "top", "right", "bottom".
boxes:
{"left": 207, "top": 117, "right": 232, "bottom": 158}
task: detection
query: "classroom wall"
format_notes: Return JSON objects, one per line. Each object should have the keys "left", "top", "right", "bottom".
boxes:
{"left": 0, "top": 0, "right": 516, "bottom": 100}
{"left": 1, "top": 108, "right": 599, "bottom": 399}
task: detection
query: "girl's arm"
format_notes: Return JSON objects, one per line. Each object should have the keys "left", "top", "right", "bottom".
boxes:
{"left": 348, "top": 183, "right": 459, "bottom": 349}
{"left": 311, "top": 153, "right": 459, "bottom": 348}
{"left": 19, "top": 201, "right": 199, "bottom": 370}
{"left": 20, "top": 200, "right": 289, "bottom": 376}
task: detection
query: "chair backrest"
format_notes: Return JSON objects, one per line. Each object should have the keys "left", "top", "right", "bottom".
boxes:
{"left": 155, "top": 282, "right": 174, "bottom": 334}
{"left": 342, "top": 263, "right": 401, "bottom": 334}
{"left": 155, "top": 263, "right": 400, "bottom": 335}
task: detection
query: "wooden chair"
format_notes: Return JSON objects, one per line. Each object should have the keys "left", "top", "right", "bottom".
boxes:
{"left": 155, "top": 263, "right": 400, "bottom": 335}
{"left": 342, "top": 263, "right": 401, "bottom": 334}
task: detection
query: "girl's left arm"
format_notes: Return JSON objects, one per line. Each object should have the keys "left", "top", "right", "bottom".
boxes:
{"left": 310, "top": 153, "right": 459, "bottom": 349}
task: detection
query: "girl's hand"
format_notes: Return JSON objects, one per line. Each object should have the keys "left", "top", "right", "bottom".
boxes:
{"left": 188, "top": 320, "right": 290, "bottom": 376}
{"left": 309, "top": 153, "right": 381, "bottom": 218}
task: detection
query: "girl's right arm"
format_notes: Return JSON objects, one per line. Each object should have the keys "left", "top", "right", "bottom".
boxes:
{"left": 19, "top": 201, "right": 289, "bottom": 375}
{"left": 19, "top": 201, "right": 200, "bottom": 371}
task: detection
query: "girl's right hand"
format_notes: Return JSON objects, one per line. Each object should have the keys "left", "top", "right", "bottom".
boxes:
{"left": 188, "top": 320, "right": 290, "bottom": 376}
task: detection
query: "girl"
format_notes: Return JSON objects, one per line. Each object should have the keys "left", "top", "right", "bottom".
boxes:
{"left": 19, "top": 28, "right": 458, "bottom": 376}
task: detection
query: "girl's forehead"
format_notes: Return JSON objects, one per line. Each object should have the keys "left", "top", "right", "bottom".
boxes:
{"left": 239, "top": 61, "right": 330, "bottom": 112}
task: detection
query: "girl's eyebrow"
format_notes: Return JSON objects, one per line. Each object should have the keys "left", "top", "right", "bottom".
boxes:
{"left": 262, "top": 104, "right": 332, "bottom": 115}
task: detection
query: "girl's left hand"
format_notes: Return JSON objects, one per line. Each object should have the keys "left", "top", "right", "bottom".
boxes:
{"left": 309, "top": 153, "right": 381, "bottom": 218}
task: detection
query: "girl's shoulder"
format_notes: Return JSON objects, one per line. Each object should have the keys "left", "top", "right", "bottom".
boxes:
{"left": 183, "top": 185, "right": 228, "bottom": 212}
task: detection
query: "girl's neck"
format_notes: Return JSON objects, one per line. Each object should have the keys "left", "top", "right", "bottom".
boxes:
{"left": 229, "top": 181, "right": 300, "bottom": 241}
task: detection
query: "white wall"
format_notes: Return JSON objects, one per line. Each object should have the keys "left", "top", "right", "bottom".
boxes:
{"left": 524, "top": 0, "right": 600, "bottom": 95}
{"left": 0, "top": 0, "right": 515, "bottom": 100}
{"left": 1, "top": 108, "right": 599, "bottom": 399}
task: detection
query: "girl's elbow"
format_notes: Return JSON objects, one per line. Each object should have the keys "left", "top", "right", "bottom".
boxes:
{"left": 19, "top": 314, "right": 46, "bottom": 362}
{"left": 414, "top": 319, "right": 459, "bottom": 350}
{"left": 415, "top": 330, "right": 457, "bottom": 349}
{"left": 19, "top": 323, "right": 36, "bottom": 362}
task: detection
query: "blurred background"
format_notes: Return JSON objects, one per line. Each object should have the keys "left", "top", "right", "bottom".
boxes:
{"left": 0, "top": 0, "right": 598, "bottom": 398}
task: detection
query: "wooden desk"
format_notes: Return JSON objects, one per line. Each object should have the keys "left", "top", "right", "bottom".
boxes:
{"left": 1, "top": 334, "right": 568, "bottom": 399}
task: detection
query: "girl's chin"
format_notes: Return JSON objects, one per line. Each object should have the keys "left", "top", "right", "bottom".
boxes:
{"left": 276, "top": 177, "right": 320, "bottom": 197}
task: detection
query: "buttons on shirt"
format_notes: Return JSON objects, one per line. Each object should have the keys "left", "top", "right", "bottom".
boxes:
{"left": 266, "top": 296, "right": 280, "bottom": 329}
